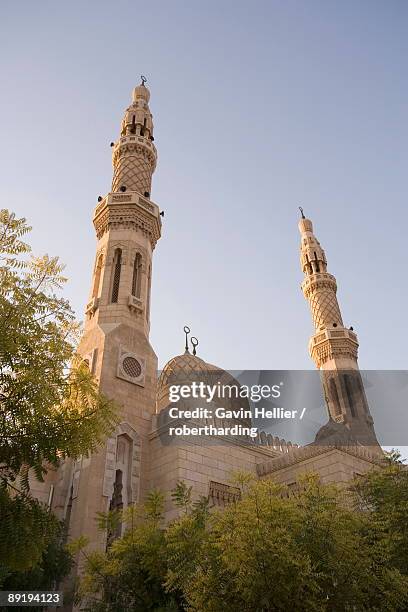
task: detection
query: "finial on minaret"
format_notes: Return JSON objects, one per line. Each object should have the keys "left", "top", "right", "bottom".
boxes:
{"left": 140, "top": 75, "right": 147, "bottom": 86}
{"left": 191, "top": 336, "right": 199, "bottom": 356}
{"left": 299, "top": 206, "right": 305, "bottom": 219}
{"left": 184, "top": 326, "right": 191, "bottom": 353}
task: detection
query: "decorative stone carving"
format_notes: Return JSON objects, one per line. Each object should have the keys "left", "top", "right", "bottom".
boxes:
{"left": 209, "top": 480, "right": 241, "bottom": 506}
{"left": 116, "top": 345, "right": 146, "bottom": 386}
{"left": 93, "top": 195, "right": 161, "bottom": 248}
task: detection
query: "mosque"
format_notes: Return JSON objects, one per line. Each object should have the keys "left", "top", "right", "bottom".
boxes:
{"left": 31, "top": 79, "right": 382, "bottom": 589}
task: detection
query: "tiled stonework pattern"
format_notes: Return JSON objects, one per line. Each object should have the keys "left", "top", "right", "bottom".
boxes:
{"left": 112, "top": 154, "right": 152, "bottom": 194}
{"left": 309, "top": 290, "right": 343, "bottom": 329}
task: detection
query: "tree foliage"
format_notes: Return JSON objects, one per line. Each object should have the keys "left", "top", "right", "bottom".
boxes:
{"left": 78, "top": 460, "right": 408, "bottom": 612}
{"left": 0, "top": 515, "right": 73, "bottom": 590}
{"left": 0, "top": 209, "right": 118, "bottom": 576}
{"left": 72, "top": 491, "right": 182, "bottom": 611}
{"left": 351, "top": 450, "right": 408, "bottom": 576}
{"left": 0, "top": 210, "right": 117, "bottom": 482}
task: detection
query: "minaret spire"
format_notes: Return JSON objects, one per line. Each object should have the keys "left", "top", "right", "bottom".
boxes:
{"left": 298, "top": 214, "right": 378, "bottom": 445}
{"left": 111, "top": 79, "right": 157, "bottom": 197}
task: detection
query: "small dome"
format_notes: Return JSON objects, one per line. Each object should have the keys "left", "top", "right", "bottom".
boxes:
{"left": 156, "top": 353, "right": 251, "bottom": 428}
{"left": 159, "top": 352, "right": 208, "bottom": 384}
{"left": 132, "top": 84, "right": 150, "bottom": 103}
{"left": 157, "top": 352, "right": 209, "bottom": 411}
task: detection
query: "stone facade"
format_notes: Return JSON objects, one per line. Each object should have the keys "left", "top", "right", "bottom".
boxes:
{"left": 30, "top": 82, "right": 383, "bottom": 607}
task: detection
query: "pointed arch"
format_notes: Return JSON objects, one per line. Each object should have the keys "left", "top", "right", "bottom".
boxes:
{"left": 344, "top": 374, "right": 356, "bottom": 418}
{"left": 111, "top": 248, "right": 122, "bottom": 303}
{"left": 329, "top": 378, "right": 341, "bottom": 417}
{"left": 132, "top": 252, "right": 142, "bottom": 298}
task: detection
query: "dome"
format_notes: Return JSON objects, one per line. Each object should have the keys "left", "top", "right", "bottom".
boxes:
{"left": 157, "top": 351, "right": 210, "bottom": 412}
{"left": 159, "top": 351, "right": 208, "bottom": 386}
{"left": 156, "top": 352, "right": 251, "bottom": 429}
{"left": 132, "top": 83, "right": 150, "bottom": 103}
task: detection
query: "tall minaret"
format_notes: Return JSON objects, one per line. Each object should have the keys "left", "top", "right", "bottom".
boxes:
{"left": 298, "top": 210, "right": 378, "bottom": 445}
{"left": 52, "top": 80, "right": 162, "bottom": 560}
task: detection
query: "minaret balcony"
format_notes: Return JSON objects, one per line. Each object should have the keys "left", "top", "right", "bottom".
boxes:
{"left": 301, "top": 273, "right": 337, "bottom": 297}
{"left": 93, "top": 192, "right": 162, "bottom": 246}
{"left": 309, "top": 327, "right": 359, "bottom": 367}
{"left": 112, "top": 135, "right": 157, "bottom": 168}
{"left": 115, "top": 134, "right": 156, "bottom": 152}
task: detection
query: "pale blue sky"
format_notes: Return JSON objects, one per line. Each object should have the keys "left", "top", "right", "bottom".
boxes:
{"left": 1, "top": 0, "right": 407, "bottom": 370}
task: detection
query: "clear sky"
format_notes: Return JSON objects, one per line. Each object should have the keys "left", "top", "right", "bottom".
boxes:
{"left": 1, "top": 0, "right": 407, "bottom": 370}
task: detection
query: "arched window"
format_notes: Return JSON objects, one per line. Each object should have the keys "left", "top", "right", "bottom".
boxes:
{"left": 305, "top": 253, "right": 313, "bottom": 275}
{"left": 111, "top": 248, "right": 122, "bottom": 303}
{"left": 314, "top": 251, "right": 320, "bottom": 273}
{"left": 107, "top": 470, "right": 124, "bottom": 548}
{"left": 329, "top": 378, "right": 341, "bottom": 416}
{"left": 92, "top": 254, "right": 103, "bottom": 298}
{"left": 132, "top": 253, "right": 142, "bottom": 298}
{"left": 344, "top": 374, "right": 356, "bottom": 418}
{"left": 356, "top": 375, "right": 368, "bottom": 413}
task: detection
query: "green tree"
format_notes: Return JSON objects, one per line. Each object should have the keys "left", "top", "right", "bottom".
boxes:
{"left": 73, "top": 491, "right": 183, "bottom": 611}
{"left": 351, "top": 450, "right": 408, "bottom": 576}
{"left": 79, "top": 471, "right": 408, "bottom": 612}
{"left": 0, "top": 209, "right": 118, "bottom": 575}
{"left": 167, "top": 475, "right": 408, "bottom": 611}
{"left": 1, "top": 518, "right": 73, "bottom": 590}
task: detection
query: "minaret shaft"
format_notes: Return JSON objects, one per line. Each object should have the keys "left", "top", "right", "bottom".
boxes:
{"left": 54, "top": 82, "right": 163, "bottom": 578}
{"left": 299, "top": 216, "right": 378, "bottom": 444}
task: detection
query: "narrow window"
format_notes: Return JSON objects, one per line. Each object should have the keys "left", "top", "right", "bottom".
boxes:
{"left": 92, "top": 254, "right": 103, "bottom": 298}
{"left": 132, "top": 253, "right": 142, "bottom": 298}
{"left": 90, "top": 348, "right": 98, "bottom": 375}
{"left": 329, "top": 378, "right": 341, "bottom": 416}
{"left": 356, "top": 375, "right": 368, "bottom": 413}
{"left": 314, "top": 251, "right": 320, "bottom": 273}
{"left": 344, "top": 374, "right": 356, "bottom": 417}
{"left": 140, "top": 117, "right": 146, "bottom": 137}
{"left": 107, "top": 470, "right": 124, "bottom": 548}
{"left": 111, "top": 248, "right": 122, "bottom": 303}
{"left": 305, "top": 253, "right": 313, "bottom": 275}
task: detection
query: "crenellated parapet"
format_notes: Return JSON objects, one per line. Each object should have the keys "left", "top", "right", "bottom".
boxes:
{"left": 256, "top": 442, "right": 383, "bottom": 477}
{"left": 256, "top": 431, "right": 299, "bottom": 453}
